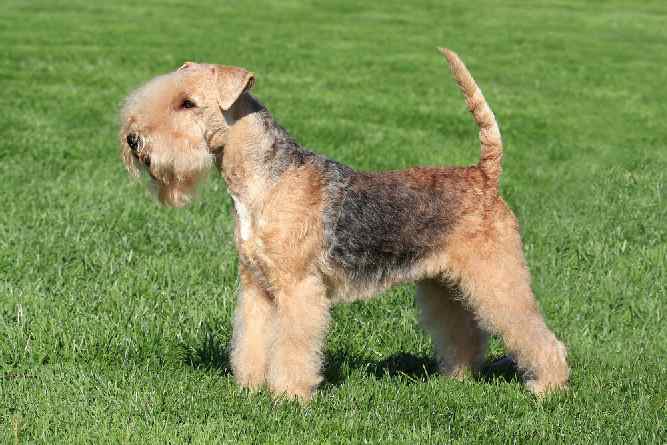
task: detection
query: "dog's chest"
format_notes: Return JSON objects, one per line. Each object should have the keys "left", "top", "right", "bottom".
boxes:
{"left": 230, "top": 194, "right": 253, "bottom": 241}
{"left": 229, "top": 193, "right": 271, "bottom": 261}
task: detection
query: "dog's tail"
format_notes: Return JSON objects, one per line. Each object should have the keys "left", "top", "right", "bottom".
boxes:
{"left": 439, "top": 48, "right": 503, "bottom": 189}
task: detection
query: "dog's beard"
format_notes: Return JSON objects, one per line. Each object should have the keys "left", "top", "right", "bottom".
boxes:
{"left": 151, "top": 150, "right": 213, "bottom": 207}
{"left": 150, "top": 169, "right": 209, "bottom": 207}
{"left": 121, "top": 140, "right": 214, "bottom": 208}
{"left": 152, "top": 180, "right": 195, "bottom": 208}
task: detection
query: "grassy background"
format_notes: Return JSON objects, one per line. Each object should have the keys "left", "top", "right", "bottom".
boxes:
{"left": 1, "top": 0, "right": 666, "bottom": 443}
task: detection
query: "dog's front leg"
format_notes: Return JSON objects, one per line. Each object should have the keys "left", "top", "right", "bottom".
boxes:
{"left": 267, "top": 275, "right": 330, "bottom": 402}
{"left": 230, "top": 264, "right": 275, "bottom": 390}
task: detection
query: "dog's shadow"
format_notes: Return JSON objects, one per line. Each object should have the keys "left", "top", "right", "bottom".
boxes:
{"left": 179, "top": 330, "right": 521, "bottom": 386}
{"left": 324, "top": 351, "right": 521, "bottom": 386}
{"left": 179, "top": 327, "right": 233, "bottom": 374}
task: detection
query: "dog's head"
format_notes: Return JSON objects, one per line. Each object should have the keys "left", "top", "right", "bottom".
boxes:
{"left": 119, "top": 62, "right": 255, "bottom": 207}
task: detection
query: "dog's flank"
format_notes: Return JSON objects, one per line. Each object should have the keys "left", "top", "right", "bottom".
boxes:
{"left": 324, "top": 168, "right": 467, "bottom": 287}
{"left": 118, "top": 48, "right": 569, "bottom": 401}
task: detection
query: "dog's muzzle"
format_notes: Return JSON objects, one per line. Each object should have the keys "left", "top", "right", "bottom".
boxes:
{"left": 126, "top": 133, "right": 142, "bottom": 153}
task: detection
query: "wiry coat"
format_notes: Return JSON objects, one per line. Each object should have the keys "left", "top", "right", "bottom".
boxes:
{"left": 118, "top": 49, "right": 569, "bottom": 401}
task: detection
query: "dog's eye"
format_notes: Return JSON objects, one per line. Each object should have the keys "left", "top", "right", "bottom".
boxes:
{"left": 181, "top": 99, "right": 196, "bottom": 109}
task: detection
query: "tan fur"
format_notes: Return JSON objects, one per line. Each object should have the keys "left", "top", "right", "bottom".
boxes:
{"left": 416, "top": 279, "right": 488, "bottom": 378}
{"left": 238, "top": 164, "right": 325, "bottom": 291}
{"left": 440, "top": 48, "right": 503, "bottom": 189}
{"left": 443, "top": 199, "right": 569, "bottom": 392}
{"left": 118, "top": 49, "right": 569, "bottom": 402}
{"left": 230, "top": 265, "right": 275, "bottom": 389}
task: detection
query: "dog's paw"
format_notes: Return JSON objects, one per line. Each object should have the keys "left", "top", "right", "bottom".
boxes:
{"left": 234, "top": 368, "right": 267, "bottom": 391}
{"left": 526, "top": 379, "right": 568, "bottom": 397}
{"left": 269, "top": 381, "right": 315, "bottom": 404}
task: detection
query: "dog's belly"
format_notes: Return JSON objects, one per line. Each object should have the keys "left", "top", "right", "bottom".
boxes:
{"left": 324, "top": 168, "right": 463, "bottom": 289}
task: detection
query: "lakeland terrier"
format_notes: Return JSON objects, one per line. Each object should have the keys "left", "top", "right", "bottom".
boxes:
{"left": 118, "top": 49, "right": 570, "bottom": 401}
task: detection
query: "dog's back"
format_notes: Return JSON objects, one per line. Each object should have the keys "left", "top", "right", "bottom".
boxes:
{"left": 320, "top": 49, "right": 505, "bottom": 296}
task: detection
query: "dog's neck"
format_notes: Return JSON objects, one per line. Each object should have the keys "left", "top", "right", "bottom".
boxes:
{"left": 220, "top": 93, "right": 308, "bottom": 204}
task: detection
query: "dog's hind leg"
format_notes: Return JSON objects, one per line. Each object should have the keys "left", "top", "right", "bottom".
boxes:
{"left": 447, "top": 202, "right": 570, "bottom": 395}
{"left": 416, "top": 279, "right": 488, "bottom": 379}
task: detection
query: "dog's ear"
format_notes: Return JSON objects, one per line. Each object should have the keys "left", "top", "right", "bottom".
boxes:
{"left": 212, "top": 65, "right": 255, "bottom": 111}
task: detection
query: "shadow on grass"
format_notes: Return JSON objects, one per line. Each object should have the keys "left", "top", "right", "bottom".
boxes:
{"left": 479, "top": 355, "right": 522, "bottom": 384}
{"left": 179, "top": 326, "right": 232, "bottom": 375}
{"left": 324, "top": 351, "right": 439, "bottom": 385}
{"left": 324, "top": 351, "right": 521, "bottom": 386}
{"left": 178, "top": 326, "right": 521, "bottom": 386}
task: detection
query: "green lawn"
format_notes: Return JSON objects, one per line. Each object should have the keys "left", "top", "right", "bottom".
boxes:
{"left": 1, "top": 0, "right": 666, "bottom": 443}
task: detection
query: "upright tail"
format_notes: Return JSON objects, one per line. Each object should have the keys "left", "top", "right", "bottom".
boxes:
{"left": 439, "top": 48, "right": 503, "bottom": 190}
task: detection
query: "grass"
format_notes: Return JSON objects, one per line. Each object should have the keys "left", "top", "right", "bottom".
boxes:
{"left": 1, "top": 0, "right": 666, "bottom": 443}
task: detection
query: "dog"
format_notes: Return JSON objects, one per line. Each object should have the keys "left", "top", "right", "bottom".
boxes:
{"left": 119, "top": 48, "right": 569, "bottom": 401}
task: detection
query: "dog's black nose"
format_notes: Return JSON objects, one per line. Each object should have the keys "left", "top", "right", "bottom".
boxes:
{"left": 126, "top": 133, "right": 141, "bottom": 152}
